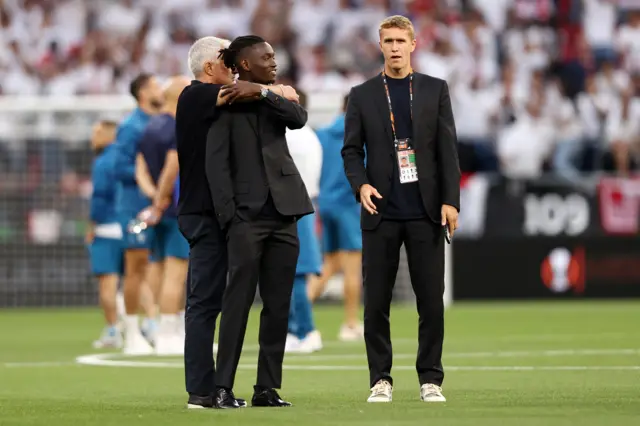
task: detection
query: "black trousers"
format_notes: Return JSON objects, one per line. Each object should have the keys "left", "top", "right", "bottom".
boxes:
{"left": 362, "top": 219, "right": 445, "bottom": 388}
{"left": 216, "top": 215, "right": 299, "bottom": 390}
{"left": 178, "top": 214, "right": 228, "bottom": 397}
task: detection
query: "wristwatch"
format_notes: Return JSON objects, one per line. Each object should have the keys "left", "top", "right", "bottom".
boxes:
{"left": 260, "top": 87, "right": 269, "bottom": 99}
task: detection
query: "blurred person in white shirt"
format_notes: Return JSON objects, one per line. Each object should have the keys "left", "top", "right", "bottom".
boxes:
{"left": 605, "top": 86, "right": 640, "bottom": 175}
{"left": 298, "top": 45, "right": 350, "bottom": 93}
{"left": 289, "top": 0, "right": 334, "bottom": 47}
{"left": 497, "top": 93, "right": 555, "bottom": 179}
{"left": 616, "top": 10, "right": 640, "bottom": 73}
{"left": 596, "top": 60, "right": 631, "bottom": 96}
{"left": 583, "top": 0, "right": 619, "bottom": 68}
{"left": 415, "top": 34, "right": 462, "bottom": 83}
{"left": 576, "top": 74, "right": 615, "bottom": 169}
{"left": 547, "top": 77, "right": 584, "bottom": 181}
{"left": 284, "top": 90, "right": 324, "bottom": 354}
{"left": 452, "top": 76, "right": 500, "bottom": 171}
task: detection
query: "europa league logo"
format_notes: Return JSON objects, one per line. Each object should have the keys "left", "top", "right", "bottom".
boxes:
{"left": 540, "top": 247, "right": 585, "bottom": 294}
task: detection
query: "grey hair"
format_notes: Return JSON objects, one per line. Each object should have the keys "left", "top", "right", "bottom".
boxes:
{"left": 187, "top": 36, "right": 231, "bottom": 77}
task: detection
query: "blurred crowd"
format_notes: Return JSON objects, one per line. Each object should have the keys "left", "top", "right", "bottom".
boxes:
{"left": 1, "top": 0, "right": 640, "bottom": 178}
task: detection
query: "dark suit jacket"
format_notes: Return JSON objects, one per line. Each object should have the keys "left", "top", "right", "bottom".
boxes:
{"left": 341, "top": 72, "right": 461, "bottom": 231}
{"left": 206, "top": 91, "right": 315, "bottom": 229}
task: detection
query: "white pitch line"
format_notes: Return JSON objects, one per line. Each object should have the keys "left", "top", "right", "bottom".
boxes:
{"left": 5, "top": 348, "right": 640, "bottom": 369}
{"left": 68, "top": 354, "right": 640, "bottom": 371}
{"left": 3, "top": 361, "right": 76, "bottom": 368}
{"left": 285, "top": 348, "right": 640, "bottom": 361}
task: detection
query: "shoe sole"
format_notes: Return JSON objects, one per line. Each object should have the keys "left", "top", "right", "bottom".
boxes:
{"left": 186, "top": 404, "right": 212, "bottom": 409}
{"left": 421, "top": 397, "right": 446, "bottom": 402}
{"left": 367, "top": 397, "right": 392, "bottom": 403}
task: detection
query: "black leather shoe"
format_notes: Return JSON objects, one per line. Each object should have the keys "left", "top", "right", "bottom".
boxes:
{"left": 216, "top": 388, "right": 246, "bottom": 409}
{"left": 251, "top": 388, "right": 292, "bottom": 407}
{"left": 187, "top": 394, "right": 215, "bottom": 409}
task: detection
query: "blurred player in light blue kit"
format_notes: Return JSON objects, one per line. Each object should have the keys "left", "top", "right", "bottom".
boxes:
{"left": 284, "top": 90, "right": 324, "bottom": 353}
{"left": 135, "top": 76, "right": 191, "bottom": 355}
{"left": 86, "top": 120, "right": 124, "bottom": 349}
{"left": 308, "top": 95, "right": 364, "bottom": 341}
{"left": 112, "top": 73, "right": 163, "bottom": 354}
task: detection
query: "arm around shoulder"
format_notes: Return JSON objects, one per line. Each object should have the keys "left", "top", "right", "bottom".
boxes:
{"left": 205, "top": 110, "right": 235, "bottom": 228}
{"left": 262, "top": 91, "right": 308, "bottom": 129}
{"left": 436, "top": 80, "right": 461, "bottom": 211}
{"left": 341, "top": 87, "right": 369, "bottom": 200}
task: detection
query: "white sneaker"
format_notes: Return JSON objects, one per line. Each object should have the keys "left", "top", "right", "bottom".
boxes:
{"left": 339, "top": 323, "right": 364, "bottom": 342}
{"left": 155, "top": 332, "right": 184, "bottom": 356}
{"left": 420, "top": 384, "right": 446, "bottom": 402}
{"left": 123, "top": 329, "right": 154, "bottom": 355}
{"left": 92, "top": 326, "right": 123, "bottom": 349}
{"left": 284, "top": 333, "right": 300, "bottom": 353}
{"left": 122, "top": 316, "right": 154, "bottom": 355}
{"left": 367, "top": 379, "right": 392, "bottom": 403}
{"left": 155, "top": 316, "right": 184, "bottom": 356}
{"left": 295, "top": 330, "right": 323, "bottom": 353}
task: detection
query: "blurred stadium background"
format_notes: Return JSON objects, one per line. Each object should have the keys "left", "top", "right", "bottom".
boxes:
{"left": 1, "top": 0, "right": 639, "bottom": 424}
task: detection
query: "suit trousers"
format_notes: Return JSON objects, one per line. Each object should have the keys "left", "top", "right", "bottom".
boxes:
{"left": 362, "top": 218, "right": 445, "bottom": 388}
{"left": 216, "top": 215, "right": 299, "bottom": 390}
{"left": 177, "top": 214, "right": 228, "bottom": 397}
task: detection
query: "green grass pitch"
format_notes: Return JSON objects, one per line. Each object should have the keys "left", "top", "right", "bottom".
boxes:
{"left": 1, "top": 301, "right": 640, "bottom": 425}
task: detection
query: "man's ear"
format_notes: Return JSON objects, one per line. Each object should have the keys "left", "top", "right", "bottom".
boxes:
{"left": 204, "top": 60, "right": 215, "bottom": 76}
{"left": 240, "top": 59, "right": 250, "bottom": 72}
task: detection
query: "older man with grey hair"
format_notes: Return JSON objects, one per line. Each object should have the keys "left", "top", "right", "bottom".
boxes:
{"left": 150, "top": 36, "right": 300, "bottom": 410}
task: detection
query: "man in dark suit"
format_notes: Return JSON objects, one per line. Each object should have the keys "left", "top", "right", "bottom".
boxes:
{"left": 148, "top": 36, "right": 300, "bottom": 410}
{"left": 206, "top": 35, "right": 313, "bottom": 408}
{"left": 341, "top": 16, "right": 460, "bottom": 404}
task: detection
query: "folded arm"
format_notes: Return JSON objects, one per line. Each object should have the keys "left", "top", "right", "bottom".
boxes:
{"left": 436, "top": 81, "right": 461, "bottom": 211}
{"left": 205, "top": 110, "right": 235, "bottom": 229}
{"left": 341, "top": 88, "right": 368, "bottom": 202}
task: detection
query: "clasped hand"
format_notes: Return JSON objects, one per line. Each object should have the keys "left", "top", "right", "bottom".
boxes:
{"left": 219, "top": 80, "right": 299, "bottom": 104}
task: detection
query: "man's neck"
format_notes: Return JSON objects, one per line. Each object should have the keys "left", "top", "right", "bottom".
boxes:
{"left": 196, "top": 74, "right": 225, "bottom": 85}
{"left": 384, "top": 63, "right": 412, "bottom": 79}
{"left": 161, "top": 103, "right": 177, "bottom": 117}
{"left": 237, "top": 73, "right": 260, "bottom": 84}
{"left": 139, "top": 103, "right": 157, "bottom": 115}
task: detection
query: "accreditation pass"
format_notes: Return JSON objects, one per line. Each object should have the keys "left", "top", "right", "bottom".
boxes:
{"left": 395, "top": 138, "right": 418, "bottom": 184}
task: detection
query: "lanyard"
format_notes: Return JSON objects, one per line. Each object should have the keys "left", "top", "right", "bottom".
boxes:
{"left": 381, "top": 71, "right": 413, "bottom": 143}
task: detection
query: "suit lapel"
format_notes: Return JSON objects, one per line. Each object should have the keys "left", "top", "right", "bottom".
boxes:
{"left": 374, "top": 74, "right": 394, "bottom": 142}
{"left": 411, "top": 73, "right": 423, "bottom": 141}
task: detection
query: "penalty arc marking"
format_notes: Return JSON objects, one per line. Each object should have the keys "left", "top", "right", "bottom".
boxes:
{"left": 68, "top": 350, "right": 640, "bottom": 371}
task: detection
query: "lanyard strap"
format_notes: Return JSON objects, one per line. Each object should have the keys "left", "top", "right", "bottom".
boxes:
{"left": 381, "top": 71, "right": 413, "bottom": 143}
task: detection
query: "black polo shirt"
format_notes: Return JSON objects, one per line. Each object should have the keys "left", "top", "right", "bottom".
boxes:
{"left": 176, "top": 80, "right": 222, "bottom": 216}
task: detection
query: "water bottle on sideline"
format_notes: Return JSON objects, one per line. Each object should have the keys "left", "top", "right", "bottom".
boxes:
{"left": 127, "top": 208, "right": 158, "bottom": 235}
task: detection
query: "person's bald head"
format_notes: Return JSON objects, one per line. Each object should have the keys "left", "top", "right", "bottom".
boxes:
{"left": 163, "top": 75, "right": 190, "bottom": 104}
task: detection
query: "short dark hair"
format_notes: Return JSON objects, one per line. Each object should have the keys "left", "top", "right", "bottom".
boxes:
{"left": 217, "top": 35, "right": 265, "bottom": 72}
{"left": 297, "top": 89, "right": 308, "bottom": 109}
{"left": 129, "top": 73, "right": 153, "bottom": 101}
{"left": 99, "top": 119, "right": 117, "bottom": 129}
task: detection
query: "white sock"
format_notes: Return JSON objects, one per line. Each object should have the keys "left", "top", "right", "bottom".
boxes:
{"left": 124, "top": 315, "right": 139, "bottom": 333}
{"left": 159, "top": 314, "right": 180, "bottom": 332}
{"left": 115, "top": 291, "right": 125, "bottom": 319}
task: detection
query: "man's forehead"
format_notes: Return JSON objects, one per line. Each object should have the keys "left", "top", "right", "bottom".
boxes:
{"left": 381, "top": 28, "right": 412, "bottom": 41}
{"left": 249, "top": 42, "right": 273, "bottom": 55}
